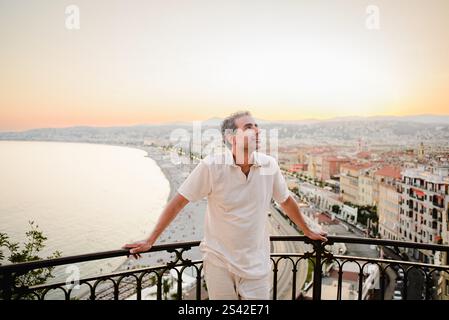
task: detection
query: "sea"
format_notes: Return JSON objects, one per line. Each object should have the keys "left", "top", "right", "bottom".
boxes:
{"left": 0, "top": 140, "right": 170, "bottom": 288}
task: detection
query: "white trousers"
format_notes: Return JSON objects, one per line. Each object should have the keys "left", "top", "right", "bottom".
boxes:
{"left": 203, "top": 259, "right": 271, "bottom": 300}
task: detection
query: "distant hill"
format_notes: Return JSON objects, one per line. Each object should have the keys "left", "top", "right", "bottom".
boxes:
{"left": 1, "top": 114, "right": 448, "bottom": 147}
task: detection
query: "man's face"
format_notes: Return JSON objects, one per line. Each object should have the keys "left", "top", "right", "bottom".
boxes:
{"left": 231, "top": 115, "right": 260, "bottom": 155}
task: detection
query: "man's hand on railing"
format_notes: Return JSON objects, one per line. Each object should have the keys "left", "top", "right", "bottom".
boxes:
{"left": 122, "top": 239, "right": 153, "bottom": 259}
{"left": 304, "top": 229, "right": 328, "bottom": 242}
{"left": 121, "top": 193, "right": 188, "bottom": 260}
{"left": 279, "top": 195, "right": 328, "bottom": 243}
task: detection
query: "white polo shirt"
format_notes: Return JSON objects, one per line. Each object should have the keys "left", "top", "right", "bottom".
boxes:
{"left": 177, "top": 149, "right": 290, "bottom": 279}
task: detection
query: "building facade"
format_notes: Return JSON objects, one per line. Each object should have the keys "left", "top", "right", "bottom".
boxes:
{"left": 378, "top": 183, "right": 400, "bottom": 240}
{"left": 376, "top": 166, "right": 402, "bottom": 241}
{"left": 340, "top": 163, "right": 373, "bottom": 206}
{"left": 321, "top": 157, "right": 350, "bottom": 181}
{"left": 399, "top": 168, "right": 449, "bottom": 264}
{"left": 359, "top": 172, "right": 376, "bottom": 206}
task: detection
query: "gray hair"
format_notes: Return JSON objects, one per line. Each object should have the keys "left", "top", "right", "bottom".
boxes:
{"left": 220, "top": 111, "right": 252, "bottom": 147}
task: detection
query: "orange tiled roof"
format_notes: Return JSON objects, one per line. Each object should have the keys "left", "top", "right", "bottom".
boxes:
{"left": 324, "top": 156, "right": 350, "bottom": 162}
{"left": 356, "top": 151, "right": 371, "bottom": 158}
{"left": 341, "top": 163, "right": 373, "bottom": 170}
{"left": 375, "top": 165, "right": 402, "bottom": 179}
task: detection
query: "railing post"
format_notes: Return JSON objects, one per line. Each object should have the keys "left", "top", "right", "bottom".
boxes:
{"left": 136, "top": 279, "right": 142, "bottom": 301}
{"left": 1, "top": 272, "right": 13, "bottom": 300}
{"left": 196, "top": 267, "right": 202, "bottom": 300}
{"left": 312, "top": 240, "right": 323, "bottom": 301}
{"left": 379, "top": 268, "right": 385, "bottom": 300}
{"left": 425, "top": 273, "right": 432, "bottom": 300}
{"left": 291, "top": 264, "right": 297, "bottom": 300}
{"left": 272, "top": 262, "right": 278, "bottom": 300}
{"left": 403, "top": 270, "right": 408, "bottom": 300}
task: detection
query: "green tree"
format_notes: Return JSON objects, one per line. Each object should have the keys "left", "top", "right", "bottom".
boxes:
{"left": 0, "top": 221, "right": 62, "bottom": 299}
{"left": 332, "top": 205, "right": 340, "bottom": 214}
{"left": 162, "top": 277, "right": 173, "bottom": 300}
{"left": 356, "top": 205, "right": 378, "bottom": 226}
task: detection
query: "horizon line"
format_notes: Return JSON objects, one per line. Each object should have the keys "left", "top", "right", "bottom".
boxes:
{"left": 2, "top": 112, "right": 449, "bottom": 134}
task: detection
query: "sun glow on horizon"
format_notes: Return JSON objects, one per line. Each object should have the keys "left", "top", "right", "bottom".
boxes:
{"left": 1, "top": 1, "right": 448, "bottom": 131}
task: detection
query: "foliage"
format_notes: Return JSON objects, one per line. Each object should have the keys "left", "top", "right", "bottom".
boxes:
{"left": 0, "top": 221, "right": 62, "bottom": 298}
{"left": 332, "top": 205, "right": 341, "bottom": 214}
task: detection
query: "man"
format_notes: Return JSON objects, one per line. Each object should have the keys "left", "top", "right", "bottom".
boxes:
{"left": 123, "top": 111, "right": 327, "bottom": 300}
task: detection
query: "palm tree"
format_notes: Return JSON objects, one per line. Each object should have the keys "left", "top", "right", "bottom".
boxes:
{"left": 162, "top": 277, "right": 172, "bottom": 300}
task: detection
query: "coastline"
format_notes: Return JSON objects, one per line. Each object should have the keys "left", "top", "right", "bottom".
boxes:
{"left": 0, "top": 139, "right": 204, "bottom": 273}
{"left": 141, "top": 145, "right": 182, "bottom": 201}
{"left": 73, "top": 143, "right": 206, "bottom": 299}
{"left": 114, "top": 144, "right": 206, "bottom": 275}
{"left": 1, "top": 139, "right": 305, "bottom": 299}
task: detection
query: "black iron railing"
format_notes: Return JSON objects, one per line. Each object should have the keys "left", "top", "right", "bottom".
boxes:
{"left": 1, "top": 236, "right": 448, "bottom": 300}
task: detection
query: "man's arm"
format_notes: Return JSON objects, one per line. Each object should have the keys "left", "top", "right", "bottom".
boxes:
{"left": 122, "top": 192, "right": 189, "bottom": 258}
{"left": 280, "top": 195, "right": 327, "bottom": 242}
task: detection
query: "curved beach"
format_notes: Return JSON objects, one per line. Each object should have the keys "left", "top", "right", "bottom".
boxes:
{"left": 116, "top": 145, "right": 206, "bottom": 272}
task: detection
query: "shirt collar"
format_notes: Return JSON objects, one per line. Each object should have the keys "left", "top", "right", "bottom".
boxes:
{"left": 223, "top": 148, "right": 263, "bottom": 168}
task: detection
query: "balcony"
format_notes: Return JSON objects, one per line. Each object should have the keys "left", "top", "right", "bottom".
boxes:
{"left": 432, "top": 201, "right": 444, "bottom": 209}
{"left": 1, "top": 236, "right": 448, "bottom": 301}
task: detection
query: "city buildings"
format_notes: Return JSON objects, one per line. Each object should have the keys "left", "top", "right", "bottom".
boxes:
{"left": 378, "top": 183, "right": 400, "bottom": 240}
{"left": 322, "top": 156, "right": 351, "bottom": 181}
{"left": 376, "top": 166, "right": 402, "bottom": 240}
{"left": 398, "top": 167, "right": 449, "bottom": 263}
{"left": 340, "top": 163, "right": 374, "bottom": 205}
{"left": 439, "top": 191, "right": 449, "bottom": 299}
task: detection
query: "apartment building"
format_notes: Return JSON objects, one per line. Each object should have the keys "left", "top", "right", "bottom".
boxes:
{"left": 340, "top": 163, "right": 373, "bottom": 205}
{"left": 359, "top": 172, "right": 376, "bottom": 206}
{"left": 376, "top": 166, "right": 402, "bottom": 240}
{"left": 322, "top": 157, "right": 350, "bottom": 181}
{"left": 435, "top": 167, "right": 449, "bottom": 300}
{"left": 307, "top": 154, "right": 323, "bottom": 181}
{"left": 439, "top": 199, "right": 449, "bottom": 299}
{"left": 378, "top": 184, "right": 400, "bottom": 240}
{"left": 398, "top": 167, "right": 449, "bottom": 264}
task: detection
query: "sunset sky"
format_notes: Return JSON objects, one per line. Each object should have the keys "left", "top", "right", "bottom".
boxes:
{"left": 1, "top": 0, "right": 448, "bottom": 131}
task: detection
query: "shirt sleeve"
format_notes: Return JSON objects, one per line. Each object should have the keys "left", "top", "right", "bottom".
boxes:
{"left": 272, "top": 161, "right": 290, "bottom": 204}
{"left": 177, "top": 160, "right": 212, "bottom": 202}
